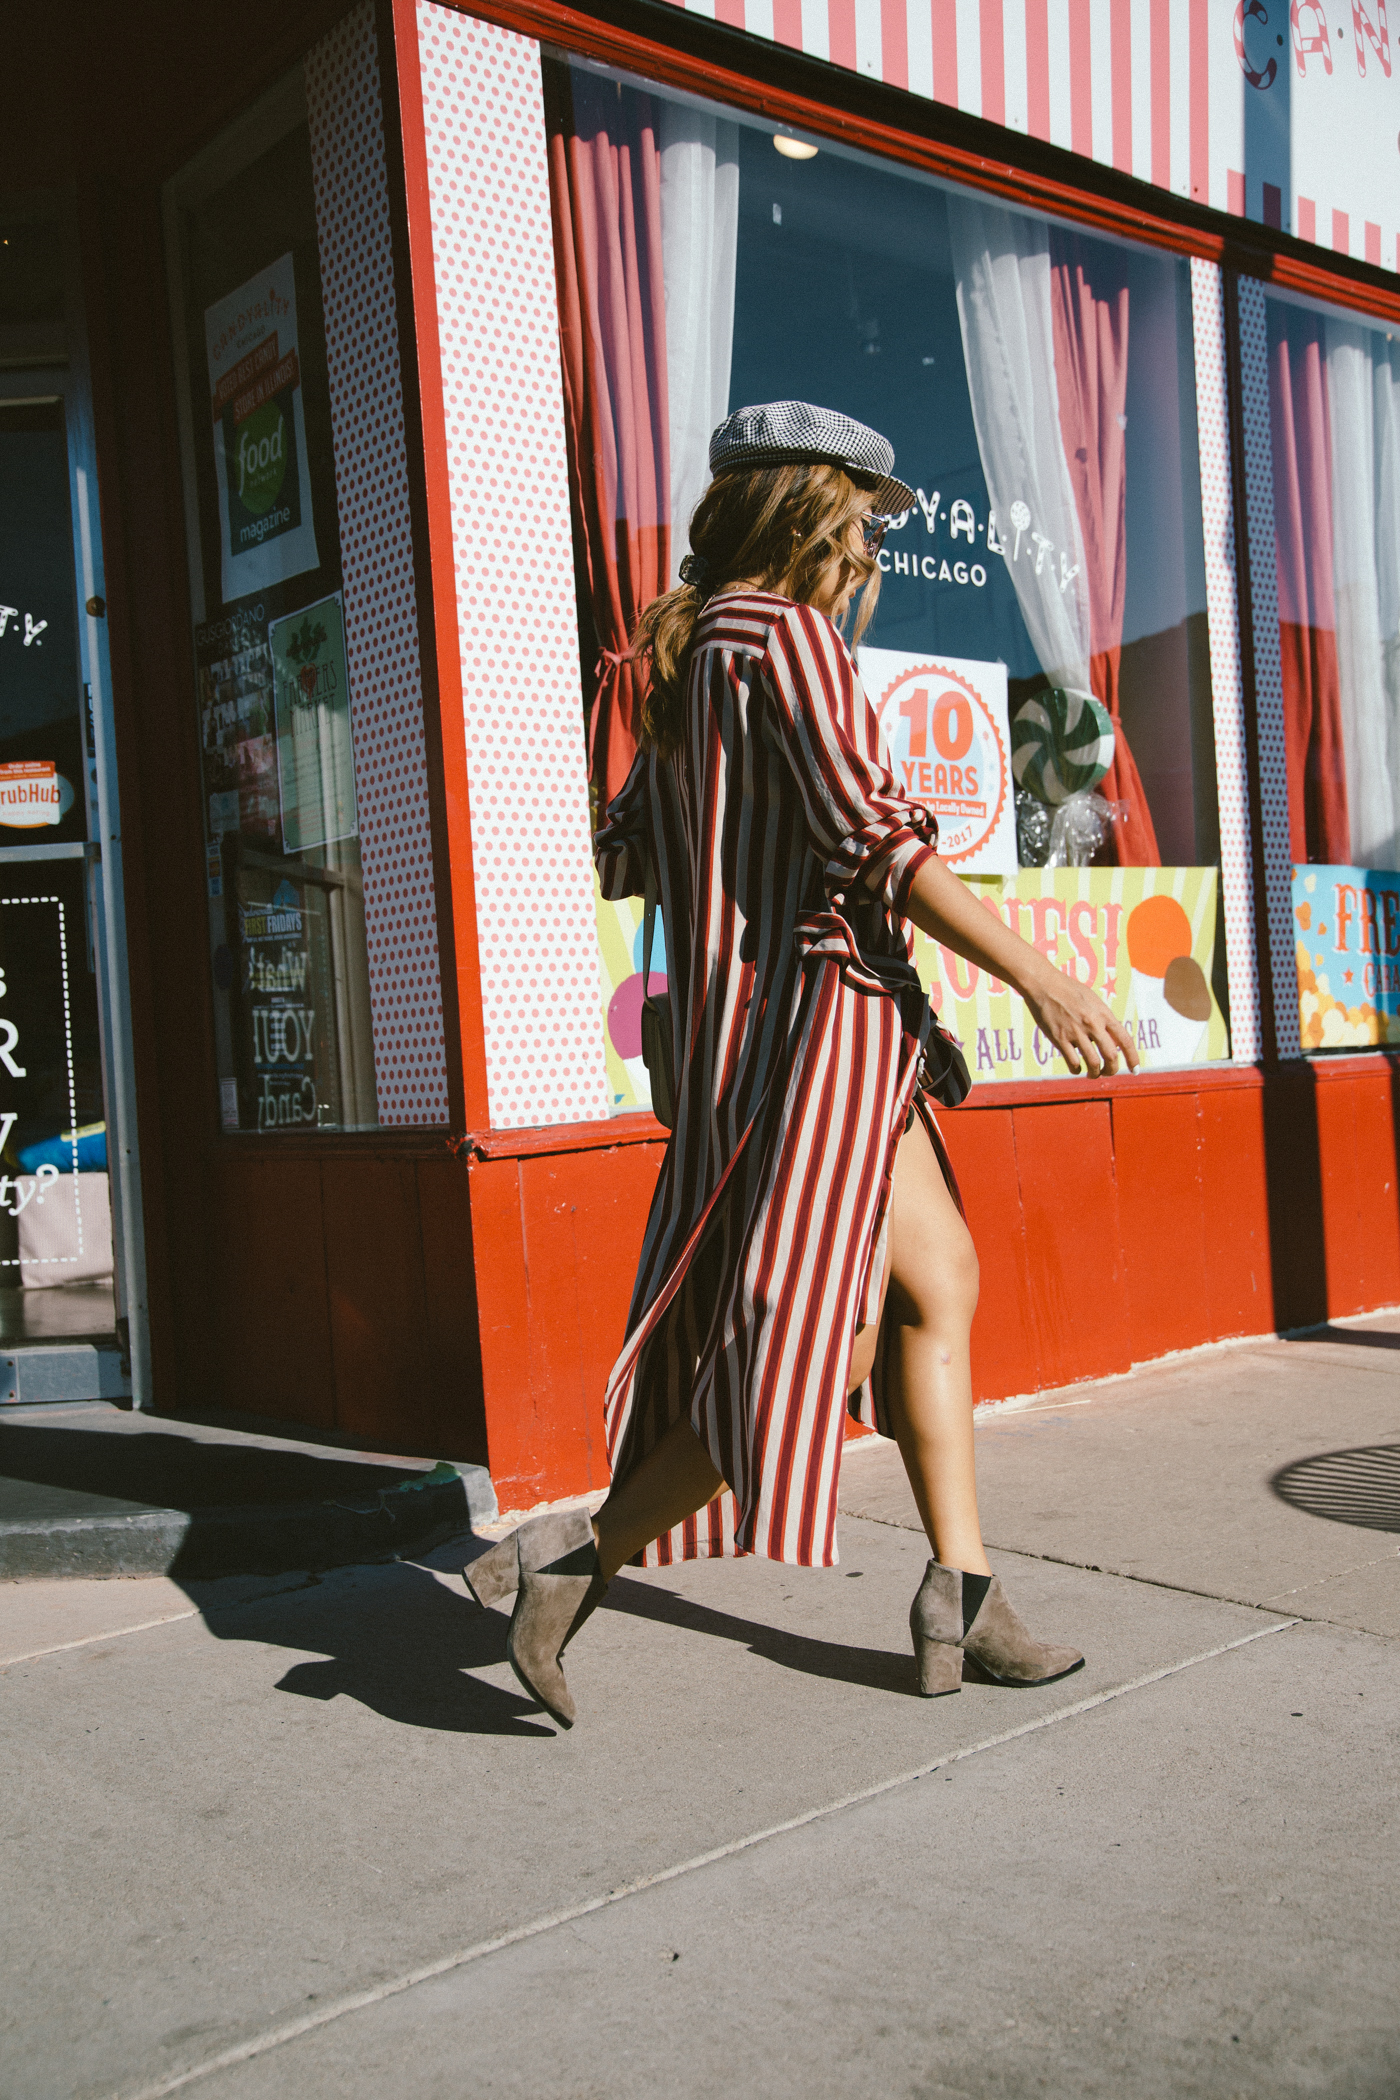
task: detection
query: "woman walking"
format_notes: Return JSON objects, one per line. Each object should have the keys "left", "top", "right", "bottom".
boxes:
{"left": 466, "top": 402, "right": 1136, "bottom": 1726}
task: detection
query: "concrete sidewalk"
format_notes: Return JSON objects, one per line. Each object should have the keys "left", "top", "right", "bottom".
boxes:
{"left": 1, "top": 1320, "right": 1397, "bottom": 2099}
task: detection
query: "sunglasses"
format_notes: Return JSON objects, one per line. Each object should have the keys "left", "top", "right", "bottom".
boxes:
{"left": 861, "top": 515, "right": 889, "bottom": 557}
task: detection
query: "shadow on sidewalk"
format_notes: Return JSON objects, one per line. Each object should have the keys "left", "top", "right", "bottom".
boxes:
{"left": 602, "top": 1573, "right": 918, "bottom": 1698}
{"left": 1270, "top": 1444, "right": 1400, "bottom": 1532}
{"left": 1284, "top": 1324, "right": 1400, "bottom": 1352}
{"left": 177, "top": 1550, "right": 918, "bottom": 1738}
{"left": 190, "top": 1558, "right": 557, "bottom": 1738}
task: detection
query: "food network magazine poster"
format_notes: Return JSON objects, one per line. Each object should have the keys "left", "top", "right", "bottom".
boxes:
{"left": 205, "top": 253, "right": 320, "bottom": 606}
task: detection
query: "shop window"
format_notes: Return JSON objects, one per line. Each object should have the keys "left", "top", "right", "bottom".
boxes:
{"left": 163, "top": 71, "right": 377, "bottom": 1134}
{"left": 547, "top": 59, "right": 1230, "bottom": 1095}
{"left": 1264, "top": 292, "right": 1400, "bottom": 1053}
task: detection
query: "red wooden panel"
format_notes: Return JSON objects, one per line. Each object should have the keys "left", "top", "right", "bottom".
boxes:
{"left": 321, "top": 1155, "right": 432, "bottom": 1445}
{"left": 1009, "top": 1099, "right": 1131, "bottom": 1387}
{"left": 1111, "top": 1090, "right": 1210, "bottom": 1358}
{"left": 415, "top": 1155, "right": 489, "bottom": 1464}
{"left": 940, "top": 1106, "right": 1040, "bottom": 1401}
{"left": 467, "top": 1156, "right": 536, "bottom": 1499}
{"left": 1197, "top": 1084, "right": 1273, "bottom": 1339}
{"left": 1314, "top": 1076, "right": 1364, "bottom": 1318}
{"left": 1316, "top": 1068, "right": 1400, "bottom": 1317}
{"left": 207, "top": 1156, "right": 336, "bottom": 1427}
{"left": 1349, "top": 1069, "right": 1400, "bottom": 1309}
{"left": 513, "top": 1142, "right": 665, "bottom": 1499}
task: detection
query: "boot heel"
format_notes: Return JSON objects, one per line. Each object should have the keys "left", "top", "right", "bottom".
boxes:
{"left": 914, "top": 1636, "right": 963, "bottom": 1697}
{"left": 463, "top": 1534, "right": 519, "bottom": 1608}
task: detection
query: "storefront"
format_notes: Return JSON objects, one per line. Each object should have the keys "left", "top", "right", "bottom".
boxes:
{"left": 4, "top": 0, "right": 1399, "bottom": 1503}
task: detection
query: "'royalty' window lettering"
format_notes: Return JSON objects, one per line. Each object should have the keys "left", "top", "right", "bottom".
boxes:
{"left": 876, "top": 492, "right": 1079, "bottom": 595}
{"left": 0, "top": 603, "right": 49, "bottom": 645}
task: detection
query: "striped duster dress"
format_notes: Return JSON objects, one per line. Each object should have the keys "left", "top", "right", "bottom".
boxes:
{"left": 595, "top": 591, "right": 943, "bottom": 1568}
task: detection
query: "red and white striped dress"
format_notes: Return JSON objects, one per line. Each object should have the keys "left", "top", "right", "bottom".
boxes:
{"left": 595, "top": 591, "right": 943, "bottom": 1568}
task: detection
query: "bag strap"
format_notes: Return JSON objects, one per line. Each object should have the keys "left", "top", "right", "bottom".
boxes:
{"left": 642, "top": 859, "right": 657, "bottom": 1000}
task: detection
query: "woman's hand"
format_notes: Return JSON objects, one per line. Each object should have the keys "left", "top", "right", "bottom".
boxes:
{"left": 1018, "top": 959, "right": 1139, "bottom": 1077}
{"left": 901, "top": 851, "right": 1140, "bottom": 1078}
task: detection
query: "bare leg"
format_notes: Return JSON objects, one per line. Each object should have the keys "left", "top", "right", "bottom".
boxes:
{"left": 591, "top": 1414, "right": 726, "bottom": 1582}
{"left": 877, "top": 1117, "right": 990, "bottom": 1576}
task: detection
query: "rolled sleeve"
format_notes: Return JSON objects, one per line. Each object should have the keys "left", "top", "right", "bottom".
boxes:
{"left": 762, "top": 605, "right": 939, "bottom": 915}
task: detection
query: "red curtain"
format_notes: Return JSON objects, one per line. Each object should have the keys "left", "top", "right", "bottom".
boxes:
{"left": 1269, "top": 318, "right": 1351, "bottom": 863}
{"left": 544, "top": 69, "right": 670, "bottom": 810}
{"left": 1049, "top": 233, "right": 1160, "bottom": 866}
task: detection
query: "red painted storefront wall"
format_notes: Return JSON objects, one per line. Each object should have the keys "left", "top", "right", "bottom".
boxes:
{"left": 460, "top": 1055, "right": 1400, "bottom": 1512}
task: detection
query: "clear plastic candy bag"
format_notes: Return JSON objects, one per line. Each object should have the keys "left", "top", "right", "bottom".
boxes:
{"left": 1016, "top": 787, "right": 1126, "bottom": 868}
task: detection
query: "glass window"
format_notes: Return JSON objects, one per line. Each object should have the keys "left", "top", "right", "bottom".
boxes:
{"left": 163, "top": 72, "right": 377, "bottom": 1133}
{"left": 1264, "top": 290, "right": 1400, "bottom": 1052}
{"left": 0, "top": 399, "right": 113, "bottom": 1312}
{"left": 549, "top": 58, "right": 1230, "bottom": 1091}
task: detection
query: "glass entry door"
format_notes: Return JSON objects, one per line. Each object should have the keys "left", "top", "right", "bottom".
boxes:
{"left": 0, "top": 394, "right": 119, "bottom": 1363}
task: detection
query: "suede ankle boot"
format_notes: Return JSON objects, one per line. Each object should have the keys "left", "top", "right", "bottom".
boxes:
{"left": 464, "top": 1509, "right": 606, "bottom": 1727}
{"left": 910, "top": 1561, "right": 1084, "bottom": 1695}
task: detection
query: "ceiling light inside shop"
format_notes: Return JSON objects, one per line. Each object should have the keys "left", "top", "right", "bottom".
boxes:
{"left": 773, "top": 135, "right": 818, "bottom": 160}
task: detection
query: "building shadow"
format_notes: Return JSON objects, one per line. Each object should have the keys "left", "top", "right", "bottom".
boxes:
{"left": 1262, "top": 1058, "right": 1329, "bottom": 1332}
{"left": 0, "top": 1415, "right": 472, "bottom": 1576}
{"left": 1270, "top": 1444, "right": 1400, "bottom": 1532}
{"left": 1285, "top": 1323, "right": 1400, "bottom": 1351}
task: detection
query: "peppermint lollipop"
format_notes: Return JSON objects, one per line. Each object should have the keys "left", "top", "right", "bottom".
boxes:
{"left": 1011, "top": 687, "right": 1115, "bottom": 807}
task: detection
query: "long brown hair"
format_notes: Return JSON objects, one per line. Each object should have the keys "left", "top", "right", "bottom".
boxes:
{"left": 632, "top": 462, "right": 881, "bottom": 756}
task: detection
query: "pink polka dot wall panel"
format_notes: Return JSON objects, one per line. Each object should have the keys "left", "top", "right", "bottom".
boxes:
{"left": 306, "top": 5, "right": 451, "bottom": 1125}
{"left": 1189, "top": 258, "right": 1262, "bottom": 1065}
{"left": 1238, "top": 276, "right": 1302, "bottom": 1061}
{"left": 413, "top": 3, "right": 611, "bottom": 1131}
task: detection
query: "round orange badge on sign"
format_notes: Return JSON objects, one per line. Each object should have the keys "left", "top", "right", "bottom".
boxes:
{"left": 875, "top": 662, "right": 1009, "bottom": 867}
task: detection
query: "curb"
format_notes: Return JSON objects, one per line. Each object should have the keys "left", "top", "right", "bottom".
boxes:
{"left": 0, "top": 1463, "right": 498, "bottom": 1580}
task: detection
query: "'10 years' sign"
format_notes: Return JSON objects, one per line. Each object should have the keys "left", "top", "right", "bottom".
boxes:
{"left": 859, "top": 649, "right": 1017, "bottom": 877}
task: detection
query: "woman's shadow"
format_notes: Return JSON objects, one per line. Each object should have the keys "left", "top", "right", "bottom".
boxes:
{"left": 184, "top": 1540, "right": 917, "bottom": 1737}
{"left": 189, "top": 1550, "right": 555, "bottom": 1737}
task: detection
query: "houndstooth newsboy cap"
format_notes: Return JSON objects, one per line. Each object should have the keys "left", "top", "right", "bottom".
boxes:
{"left": 708, "top": 400, "right": 916, "bottom": 517}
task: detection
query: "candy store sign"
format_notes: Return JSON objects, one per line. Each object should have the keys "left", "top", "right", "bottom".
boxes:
{"left": 860, "top": 649, "right": 1017, "bottom": 877}
{"left": 875, "top": 487, "right": 1081, "bottom": 598}
{"left": 912, "top": 868, "right": 1229, "bottom": 1080}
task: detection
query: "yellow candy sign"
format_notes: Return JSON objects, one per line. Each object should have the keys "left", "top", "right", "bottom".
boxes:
{"left": 914, "top": 867, "right": 1229, "bottom": 1080}
{"left": 594, "top": 866, "right": 1229, "bottom": 1112}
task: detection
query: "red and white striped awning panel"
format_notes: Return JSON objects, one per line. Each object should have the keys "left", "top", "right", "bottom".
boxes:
{"left": 658, "top": 0, "right": 1398, "bottom": 274}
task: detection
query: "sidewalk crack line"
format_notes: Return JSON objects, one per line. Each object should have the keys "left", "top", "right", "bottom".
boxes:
{"left": 114, "top": 1615, "right": 1299, "bottom": 2100}
{"left": 1, "top": 1610, "right": 199, "bottom": 1669}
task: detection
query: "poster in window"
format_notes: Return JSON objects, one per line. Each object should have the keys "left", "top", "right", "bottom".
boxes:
{"left": 204, "top": 253, "right": 319, "bottom": 604}
{"left": 195, "top": 609, "right": 280, "bottom": 843}
{"left": 858, "top": 649, "right": 1017, "bottom": 878}
{"left": 268, "top": 592, "right": 357, "bottom": 854}
{"left": 228, "top": 858, "right": 339, "bottom": 1132}
{"left": 914, "top": 867, "right": 1228, "bottom": 1079}
{"left": 1293, "top": 866, "right": 1400, "bottom": 1049}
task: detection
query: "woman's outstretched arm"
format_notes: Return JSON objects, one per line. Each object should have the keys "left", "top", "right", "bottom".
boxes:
{"left": 903, "top": 854, "right": 1139, "bottom": 1079}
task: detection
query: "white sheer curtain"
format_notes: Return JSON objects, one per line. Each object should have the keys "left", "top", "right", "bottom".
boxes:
{"left": 1325, "top": 319, "right": 1398, "bottom": 866}
{"left": 659, "top": 105, "right": 739, "bottom": 587}
{"left": 945, "top": 195, "right": 1091, "bottom": 692}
